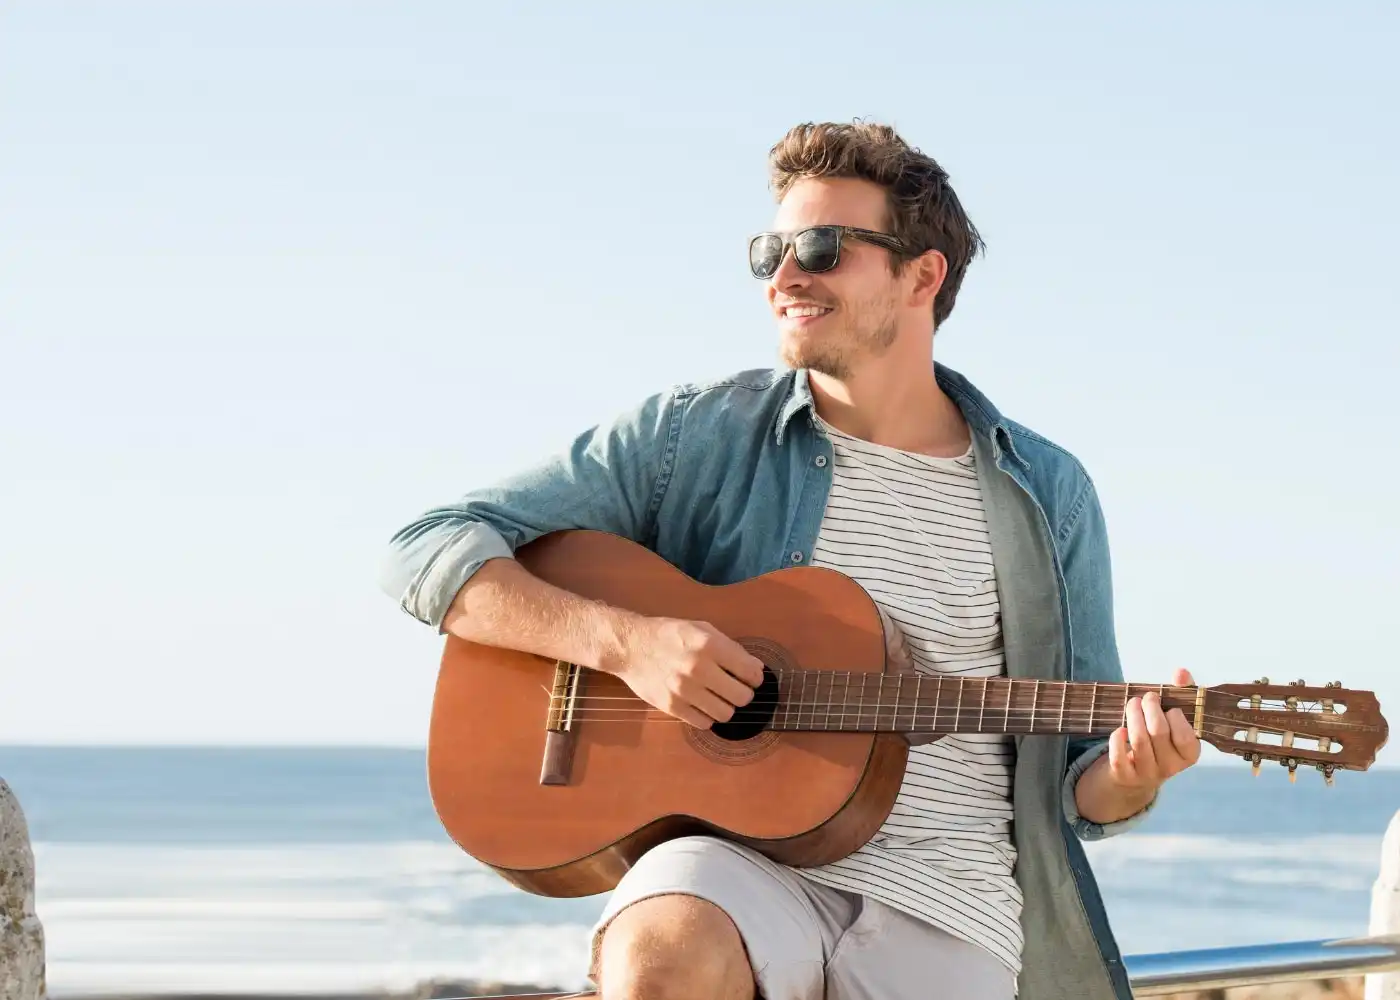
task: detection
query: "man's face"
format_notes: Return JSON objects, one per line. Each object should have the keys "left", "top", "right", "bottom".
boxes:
{"left": 765, "top": 176, "right": 903, "bottom": 380}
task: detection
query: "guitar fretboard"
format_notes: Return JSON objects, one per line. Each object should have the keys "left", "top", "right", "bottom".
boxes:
{"left": 769, "top": 671, "right": 1197, "bottom": 736}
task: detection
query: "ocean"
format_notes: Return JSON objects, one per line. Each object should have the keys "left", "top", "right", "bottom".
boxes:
{"left": 1, "top": 747, "right": 1396, "bottom": 997}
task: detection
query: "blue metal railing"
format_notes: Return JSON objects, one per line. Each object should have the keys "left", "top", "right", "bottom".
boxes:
{"left": 1125, "top": 932, "right": 1400, "bottom": 994}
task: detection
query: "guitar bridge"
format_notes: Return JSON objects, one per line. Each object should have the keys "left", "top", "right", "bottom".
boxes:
{"left": 540, "top": 660, "right": 582, "bottom": 785}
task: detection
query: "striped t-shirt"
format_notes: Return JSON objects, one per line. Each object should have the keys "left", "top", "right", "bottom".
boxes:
{"left": 797, "top": 416, "right": 1023, "bottom": 978}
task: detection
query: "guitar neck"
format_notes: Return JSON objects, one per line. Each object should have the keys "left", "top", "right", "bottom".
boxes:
{"left": 769, "top": 671, "right": 1199, "bottom": 737}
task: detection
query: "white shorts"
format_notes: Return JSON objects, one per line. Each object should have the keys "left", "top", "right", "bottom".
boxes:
{"left": 589, "top": 835, "right": 1015, "bottom": 1000}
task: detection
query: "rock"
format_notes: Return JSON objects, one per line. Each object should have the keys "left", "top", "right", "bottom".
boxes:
{"left": 0, "top": 778, "right": 45, "bottom": 1000}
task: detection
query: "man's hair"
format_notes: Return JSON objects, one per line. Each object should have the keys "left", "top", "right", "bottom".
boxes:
{"left": 768, "top": 121, "right": 984, "bottom": 329}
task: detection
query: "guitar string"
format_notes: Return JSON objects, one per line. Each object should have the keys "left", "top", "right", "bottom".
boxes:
{"left": 540, "top": 714, "right": 1367, "bottom": 761}
{"left": 555, "top": 679, "right": 1346, "bottom": 705}
{"left": 553, "top": 696, "right": 1361, "bottom": 726}
{"left": 547, "top": 708, "right": 1369, "bottom": 733}
{"left": 537, "top": 715, "right": 1364, "bottom": 761}
{"left": 542, "top": 685, "right": 1365, "bottom": 731}
{"left": 547, "top": 687, "right": 1359, "bottom": 728}
{"left": 561, "top": 688, "right": 1336, "bottom": 709}
{"left": 537, "top": 700, "right": 1368, "bottom": 735}
{"left": 538, "top": 675, "right": 1360, "bottom": 730}
{"left": 554, "top": 675, "right": 1348, "bottom": 710}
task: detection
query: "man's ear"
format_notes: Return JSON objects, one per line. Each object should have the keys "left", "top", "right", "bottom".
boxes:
{"left": 908, "top": 249, "right": 948, "bottom": 311}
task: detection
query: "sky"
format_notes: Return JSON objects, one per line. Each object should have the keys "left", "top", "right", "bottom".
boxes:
{"left": 1, "top": 2, "right": 1397, "bottom": 769}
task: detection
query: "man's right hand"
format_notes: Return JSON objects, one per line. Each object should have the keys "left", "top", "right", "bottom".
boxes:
{"left": 606, "top": 617, "right": 766, "bottom": 729}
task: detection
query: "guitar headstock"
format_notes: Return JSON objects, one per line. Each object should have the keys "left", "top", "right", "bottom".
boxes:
{"left": 1200, "top": 678, "right": 1388, "bottom": 784}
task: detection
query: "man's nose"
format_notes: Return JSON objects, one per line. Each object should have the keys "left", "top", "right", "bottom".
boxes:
{"left": 769, "top": 245, "right": 809, "bottom": 295}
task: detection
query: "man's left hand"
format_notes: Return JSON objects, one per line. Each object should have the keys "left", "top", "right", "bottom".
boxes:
{"left": 1107, "top": 667, "right": 1203, "bottom": 793}
{"left": 1074, "top": 667, "right": 1203, "bottom": 825}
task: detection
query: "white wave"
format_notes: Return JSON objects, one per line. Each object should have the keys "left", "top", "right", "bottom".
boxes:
{"left": 1083, "top": 832, "right": 1382, "bottom": 866}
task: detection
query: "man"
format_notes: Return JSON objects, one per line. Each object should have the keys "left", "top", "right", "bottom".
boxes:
{"left": 380, "top": 121, "right": 1201, "bottom": 1000}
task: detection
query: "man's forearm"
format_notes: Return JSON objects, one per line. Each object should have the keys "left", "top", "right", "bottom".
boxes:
{"left": 441, "top": 557, "right": 638, "bottom": 673}
{"left": 1073, "top": 750, "right": 1157, "bottom": 824}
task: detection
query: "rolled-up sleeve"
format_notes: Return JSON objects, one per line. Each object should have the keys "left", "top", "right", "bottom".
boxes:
{"left": 1062, "top": 738, "right": 1158, "bottom": 841}
{"left": 379, "top": 388, "right": 678, "bottom": 629}
{"left": 382, "top": 521, "right": 515, "bottom": 629}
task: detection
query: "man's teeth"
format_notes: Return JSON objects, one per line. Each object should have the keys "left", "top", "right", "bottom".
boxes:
{"left": 785, "top": 306, "right": 830, "bottom": 318}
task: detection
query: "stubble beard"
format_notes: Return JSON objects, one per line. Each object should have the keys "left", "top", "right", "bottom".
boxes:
{"left": 780, "top": 304, "right": 898, "bottom": 381}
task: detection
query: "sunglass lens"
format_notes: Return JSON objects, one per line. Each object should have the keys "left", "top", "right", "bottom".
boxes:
{"left": 794, "top": 227, "right": 841, "bottom": 272}
{"left": 749, "top": 234, "right": 784, "bottom": 278}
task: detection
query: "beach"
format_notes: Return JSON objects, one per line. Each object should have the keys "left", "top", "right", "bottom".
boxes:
{"left": 3, "top": 748, "right": 1395, "bottom": 999}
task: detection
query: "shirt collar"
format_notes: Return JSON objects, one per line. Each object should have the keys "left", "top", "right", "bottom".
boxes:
{"left": 775, "top": 363, "right": 1020, "bottom": 464}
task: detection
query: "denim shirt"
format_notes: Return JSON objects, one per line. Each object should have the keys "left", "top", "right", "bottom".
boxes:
{"left": 381, "top": 363, "right": 1154, "bottom": 1000}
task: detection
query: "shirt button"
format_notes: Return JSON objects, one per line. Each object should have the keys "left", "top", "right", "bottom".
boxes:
{"left": 790, "top": 551, "right": 805, "bottom": 563}
{"left": 814, "top": 455, "right": 828, "bottom": 467}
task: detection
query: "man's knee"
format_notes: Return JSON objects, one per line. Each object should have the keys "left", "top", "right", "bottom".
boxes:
{"left": 594, "top": 892, "right": 755, "bottom": 1000}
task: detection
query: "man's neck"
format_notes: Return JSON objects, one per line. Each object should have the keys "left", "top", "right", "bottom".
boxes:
{"left": 808, "top": 352, "right": 970, "bottom": 458}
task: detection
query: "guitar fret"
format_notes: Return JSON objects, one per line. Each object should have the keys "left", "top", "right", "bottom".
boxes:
{"left": 818, "top": 671, "right": 828, "bottom": 731}
{"left": 1030, "top": 680, "right": 1040, "bottom": 735}
{"left": 860, "top": 673, "right": 869, "bottom": 732}
{"left": 892, "top": 674, "right": 900, "bottom": 732}
{"left": 978, "top": 680, "right": 987, "bottom": 734}
{"left": 842, "top": 671, "right": 851, "bottom": 732}
{"left": 932, "top": 674, "right": 944, "bottom": 734}
{"left": 892, "top": 674, "right": 899, "bottom": 731}
{"left": 1058, "top": 681, "right": 1067, "bottom": 734}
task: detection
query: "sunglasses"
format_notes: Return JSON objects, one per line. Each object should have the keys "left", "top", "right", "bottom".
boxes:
{"left": 748, "top": 225, "right": 914, "bottom": 279}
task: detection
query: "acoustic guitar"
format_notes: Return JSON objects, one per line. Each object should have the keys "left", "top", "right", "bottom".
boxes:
{"left": 425, "top": 530, "right": 1388, "bottom": 898}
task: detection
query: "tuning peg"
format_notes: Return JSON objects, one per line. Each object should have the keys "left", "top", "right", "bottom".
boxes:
{"left": 1326, "top": 681, "right": 1342, "bottom": 689}
{"left": 1292, "top": 679, "right": 1307, "bottom": 687}
{"left": 1250, "top": 752, "right": 1261, "bottom": 777}
{"left": 1286, "top": 757, "right": 1299, "bottom": 783}
{"left": 1255, "top": 676, "right": 1271, "bottom": 685}
{"left": 1318, "top": 763, "right": 1335, "bottom": 787}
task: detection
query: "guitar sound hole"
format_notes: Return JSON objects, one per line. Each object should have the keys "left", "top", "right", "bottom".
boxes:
{"left": 711, "top": 666, "right": 781, "bottom": 742}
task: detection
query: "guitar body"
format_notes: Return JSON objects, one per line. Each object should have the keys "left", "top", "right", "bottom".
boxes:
{"left": 426, "top": 530, "right": 909, "bottom": 898}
